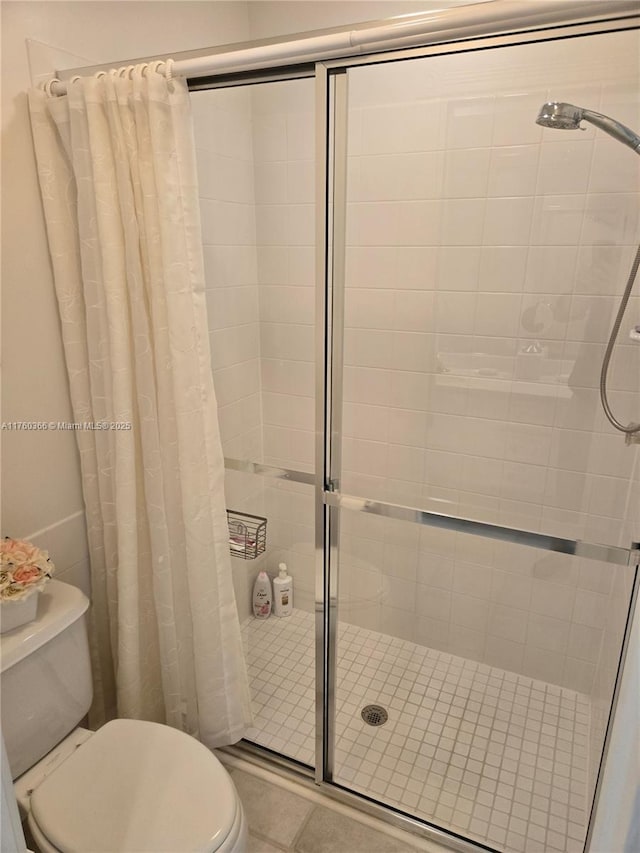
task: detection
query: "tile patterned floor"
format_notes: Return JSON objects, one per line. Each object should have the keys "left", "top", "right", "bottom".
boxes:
{"left": 242, "top": 609, "right": 590, "bottom": 853}
{"left": 223, "top": 761, "right": 443, "bottom": 852}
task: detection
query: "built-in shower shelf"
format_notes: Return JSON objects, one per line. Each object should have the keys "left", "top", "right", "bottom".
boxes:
{"left": 227, "top": 510, "right": 267, "bottom": 560}
{"left": 436, "top": 352, "right": 574, "bottom": 398}
{"left": 436, "top": 373, "right": 573, "bottom": 398}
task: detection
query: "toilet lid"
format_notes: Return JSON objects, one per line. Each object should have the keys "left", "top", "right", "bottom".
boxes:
{"left": 30, "top": 719, "right": 238, "bottom": 853}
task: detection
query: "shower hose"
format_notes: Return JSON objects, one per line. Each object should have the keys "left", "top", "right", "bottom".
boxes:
{"left": 599, "top": 242, "right": 640, "bottom": 438}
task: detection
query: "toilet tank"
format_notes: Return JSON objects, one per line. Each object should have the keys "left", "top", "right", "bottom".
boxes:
{"left": 0, "top": 580, "right": 93, "bottom": 779}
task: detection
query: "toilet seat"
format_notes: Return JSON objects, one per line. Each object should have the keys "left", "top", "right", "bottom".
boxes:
{"left": 28, "top": 799, "right": 247, "bottom": 853}
{"left": 28, "top": 719, "right": 243, "bottom": 852}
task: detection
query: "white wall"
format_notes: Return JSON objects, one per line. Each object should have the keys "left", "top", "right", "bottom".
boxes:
{"left": 336, "top": 29, "right": 639, "bottom": 694}
{"left": 247, "top": 0, "right": 492, "bottom": 40}
{"left": 341, "top": 33, "right": 639, "bottom": 546}
{"left": 1, "top": 1, "right": 251, "bottom": 586}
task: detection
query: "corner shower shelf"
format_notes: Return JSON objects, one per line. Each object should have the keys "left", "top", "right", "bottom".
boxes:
{"left": 227, "top": 510, "right": 267, "bottom": 560}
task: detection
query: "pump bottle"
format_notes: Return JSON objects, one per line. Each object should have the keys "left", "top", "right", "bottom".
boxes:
{"left": 273, "top": 562, "right": 293, "bottom": 617}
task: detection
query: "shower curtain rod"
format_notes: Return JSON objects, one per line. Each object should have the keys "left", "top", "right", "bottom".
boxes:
{"left": 49, "top": 0, "right": 637, "bottom": 95}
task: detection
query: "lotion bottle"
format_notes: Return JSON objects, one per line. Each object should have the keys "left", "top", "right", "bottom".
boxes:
{"left": 273, "top": 562, "right": 293, "bottom": 617}
{"left": 252, "top": 570, "right": 272, "bottom": 618}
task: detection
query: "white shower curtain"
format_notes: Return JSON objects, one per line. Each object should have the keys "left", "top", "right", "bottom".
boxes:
{"left": 28, "top": 64, "right": 252, "bottom": 746}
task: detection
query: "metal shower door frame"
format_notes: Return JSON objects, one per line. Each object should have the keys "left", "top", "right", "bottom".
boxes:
{"left": 313, "top": 15, "right": 640, "bottom": 851}
{"left": 196, "top": 12, "right": 640, "bottom": 853}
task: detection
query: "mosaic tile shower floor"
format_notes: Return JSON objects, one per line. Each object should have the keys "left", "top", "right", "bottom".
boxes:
{"left": 241, "top": 609, "right": 590, "bottom": 853}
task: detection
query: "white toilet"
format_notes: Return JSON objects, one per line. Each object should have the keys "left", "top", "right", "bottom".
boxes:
{"left": 1, "top": 580, "right": 248, "bottom": 852}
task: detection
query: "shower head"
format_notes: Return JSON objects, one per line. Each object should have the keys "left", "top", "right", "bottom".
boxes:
{"left": 536, "top": 101, "right": 583, "bottom": 130}
{"left": 536, "top": 101, "right": 640, "bottom": 154}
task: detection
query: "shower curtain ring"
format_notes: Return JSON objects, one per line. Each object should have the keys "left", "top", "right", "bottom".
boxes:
{"left": 164, "top": 58, "right": 175, "bottom": 81}
{"left": 149, "top": 60, "right": 164, "bottom": 75}
{"left": 43, "top": 78, "right": 61, "bottom": 97}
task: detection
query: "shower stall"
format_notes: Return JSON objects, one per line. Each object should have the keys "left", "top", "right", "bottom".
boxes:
{"left": 186, "top": 5, "right": 639, "bottom": 852}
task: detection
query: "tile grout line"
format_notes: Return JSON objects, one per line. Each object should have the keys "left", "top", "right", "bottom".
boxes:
{"left": 287, "top": 802, "right": 320, "bottom": 852}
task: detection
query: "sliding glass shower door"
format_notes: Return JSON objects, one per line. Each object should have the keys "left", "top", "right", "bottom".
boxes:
{"left": 192, "top": 13, "right": 639, "bottom": 853}
{"left": 192, "top": 77, "right": 318, "bottom": 766}
{"left": 324, "top": 25, "right": 639, "bottom": 853}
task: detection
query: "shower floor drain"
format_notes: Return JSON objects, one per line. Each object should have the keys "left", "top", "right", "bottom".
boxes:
{"left": 361, "top": 704, "right": 388, "bottom": 726}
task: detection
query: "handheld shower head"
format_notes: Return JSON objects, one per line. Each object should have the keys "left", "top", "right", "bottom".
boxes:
{"left": 536, "top": 101, "right": 640, "bottom": 153}
{"left": 536, "top": 102, "right": 583, "bottom": 130}
{"left": 535, "top": 101, "right": 640, "bottom": 440}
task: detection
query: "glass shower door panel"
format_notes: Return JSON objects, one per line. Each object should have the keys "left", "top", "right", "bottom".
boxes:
{"left": 192, "top": 79, "right": 316, "bottom": 471}
{"left": 332, "top": 508, "right": 636, "bottom": 852}
{"left": 341, "top": 29, "right": 640, "bottom": 550}
{"left": 192, "top": 77, "right": 317, "bottom": 767}
{"left": 333, "top": 24, "right": 639, "bottom": 853}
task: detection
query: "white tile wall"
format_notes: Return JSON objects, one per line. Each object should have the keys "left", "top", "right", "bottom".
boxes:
{"left": 252, "top": 80, "right": 316, "bottom": 478}
{"left": 26, "top": 511, "right": 91, "bottom": 599}
{"left": 338, "top": 510, "right": 634, "bottom": 708}
{"left": 339, "top": 30, "right": 639, "bottom": 689}
{"left": 194, "top": 80, "right": 318, "bottom": 619}
{"left": 192, "top": 88, "right": 265, "bottom": 619}
{"left": 192, "top": 87, "right": 263, "bottom": 465}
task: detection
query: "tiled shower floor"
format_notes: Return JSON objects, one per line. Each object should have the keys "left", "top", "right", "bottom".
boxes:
{"left": 241, "top": 609, "right": 590, "bottom": 853}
